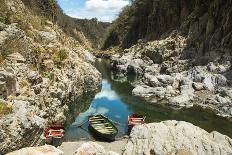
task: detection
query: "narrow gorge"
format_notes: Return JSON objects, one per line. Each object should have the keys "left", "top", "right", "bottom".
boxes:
{"left": 1, "top": 0, "right": 232, "bottom": 155}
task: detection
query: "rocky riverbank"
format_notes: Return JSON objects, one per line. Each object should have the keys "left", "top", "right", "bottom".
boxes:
{"left": 0, "top": 0, "right": 101, "bottom": 153}
{"left": 111, "top": 31, "right": 232, "bottom": 119}
{"left": 0, "top": 21, "right": 101, "bottom": 154}
{"left": 7, "top": 121, "right": 232, "bottom": 155}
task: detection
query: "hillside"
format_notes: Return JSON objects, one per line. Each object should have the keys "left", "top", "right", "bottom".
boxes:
{"left": 1, "top": 0, "right": 109, "bottom": 49}
{"left": 0, "top": 0, "right": 102, "bottom": 153}
{"left": 103, "top": 0, "right": 232, "bottom": 60}
{"left": 109, "top": 0, "right": 232, "bottom": 120}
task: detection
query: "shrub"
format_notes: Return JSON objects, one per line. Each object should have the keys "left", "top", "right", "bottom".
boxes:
{"left": 0, "top": 0, "right": 12, "bottom": 24}
{"left": 52, "top": 48, "right": 68, "bottom": 65}
{"left": 0, "top": 103, "right": 12, "bottom": 117}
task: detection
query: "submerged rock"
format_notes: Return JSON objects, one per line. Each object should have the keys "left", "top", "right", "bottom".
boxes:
{"left": 123, "top": 121, "right": 232, "bottom": 155}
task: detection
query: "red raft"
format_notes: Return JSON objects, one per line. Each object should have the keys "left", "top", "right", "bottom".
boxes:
{"left": 43, "top": 123, "right": 65, "bottom": 146}
{"left": 128, "top": 114, "right": 146, "bottom": 131}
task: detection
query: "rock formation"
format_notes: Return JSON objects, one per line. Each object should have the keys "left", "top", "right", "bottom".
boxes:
{"left": 74, "top": 142, "right": 119, "bottom": 155}
{"left": 107, "top": 0, "right": 232, "bottom": 119}
{"left": 111, "top": 31, "right": 232, "bottom": 118}
{"left": 123, "top": 121, "right": 232, "bottom": 155}
{"left": 0, "top": 0, "right": 101, "bottom": 153}
{"left": 6, "top": 145, "right": 63, "bottom": 155}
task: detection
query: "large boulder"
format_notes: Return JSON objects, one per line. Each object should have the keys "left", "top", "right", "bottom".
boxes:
{"left": 123, "top": 121, "right": 232, "bottom": 155}
{"left": 74, "top": 142, "right": 119, "bottom": 155}
{"left": 0, "top": 69, "right": 16, "bottom": 98}
{"left": 7, "top": 52, "right": 26, "bottom": 63}
{"left": 6, "top": 145, "right": 63, "bottom": 155}
{"left": 156, "top": 75, "right": 174, "bottom": 85}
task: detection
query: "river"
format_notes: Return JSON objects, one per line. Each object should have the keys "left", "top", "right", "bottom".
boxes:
{"left": 64, "top": 59, "right": 232, "bottom": 141}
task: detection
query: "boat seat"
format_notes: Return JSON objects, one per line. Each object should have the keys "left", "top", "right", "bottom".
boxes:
{"left": 130, "top": 119, "right": 143, "bottom": 122}
{"left": 91, "top": 121, "right": 103, "bottom": 124}
{"left": 92, "top": 124, "right": 105, "bottom": 126}
{"left": 93, "top": 126, "right": 113, "bottom": 129}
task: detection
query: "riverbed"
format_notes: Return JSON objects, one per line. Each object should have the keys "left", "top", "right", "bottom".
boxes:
{"left": 64, "top": 59, "right": 232, "bottom": 141}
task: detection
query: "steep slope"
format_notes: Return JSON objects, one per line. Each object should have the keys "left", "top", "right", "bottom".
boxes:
{"left": 108, "top": 0, "right": 232, "bottom": 119}
{"left": 12, "top": 0, "right": 110, "bottom": 49}
{"left": 0, "top": 0, "right": 102, "bottom": 153}
{"left": 104, "top": 0, "right": 232, "bottom": 63}
{"left": 73, "top": 18, "right": 110, "bottom": 49}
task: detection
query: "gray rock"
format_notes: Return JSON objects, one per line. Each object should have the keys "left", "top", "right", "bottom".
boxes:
{"left": 169, "top": 94, "right": 193, "bottom": 107}
{"left": 132, "top": 85, "right": 166, "bottom": 103}
{"left": 180, "top": 78, "right": 194, "bottom": 96}
{"left": 218, "top": 87, "right": 232, "bottom": 99}
{"left": 215, "top": 94, "right": 230, "bottom": 105}
{"left": 7, "top": 52, "right": 26, "bottom": 63}
{"left": 127, "top": 59, "right": 145, "bottom": 75}
{"left": 156, "top": 75, "right": 174, "bottom": 85}
{"left": 143, "top": 74, "right": 160, "bottom": 87}
{"left": 27, "top": 71, "right": 42, "bottom": 85}
{"left": 0, "top": 70, "right": 16, "bottom": 98}
{"left": 217, "top": 65, "right": 227, "bottom": 73}
{"left": 74, "top": 142, "right": 119, "bottom": 155}
{"left": 216, "top": 75, "right": 227, "bottom": 86}
{"left": 37, "top": 30, "right": 57, "bottom": 44}
{"left": 0, "top": 22, "right": 7, "bottom": 30}
{"left": 192, "top": 82, "right": 205, "bottom": 91}
{"left": 207, "top": 62, "right": 217, "bottom": 72}
{"left": 203, "top": 76, "right": 215, "bottom": 91}
{"left": 144, "top": 64, "right": 160, "bottom": 75}
{"left": 123, "top": 121, "right": 232, "bottom": 155}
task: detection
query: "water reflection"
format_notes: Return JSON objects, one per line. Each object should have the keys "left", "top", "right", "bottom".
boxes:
{"left": 64, "top": 59, "right": 232, "bottom": 141}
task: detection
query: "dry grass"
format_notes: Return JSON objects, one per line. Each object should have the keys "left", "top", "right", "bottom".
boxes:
{"left": 52, "top": 48, "right": 68, "bottom": 65}
{"left": 0, "top": 103, "right": 12, "bottom": 117}
{"left": 19, "top": 79, "right": 29, "bottom": 88}
{"left": 0, "top": 0, "right": 12, "bottom": 24}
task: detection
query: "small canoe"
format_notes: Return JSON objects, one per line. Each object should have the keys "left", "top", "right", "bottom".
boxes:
{"left": 88, "top": 114, "right": 118, "bottom": 141}
{"left": 128, "top": 114, "right": 145, "bottom": 131}
{"left": 44, "top": 123, "right": 65, "bottom": 146}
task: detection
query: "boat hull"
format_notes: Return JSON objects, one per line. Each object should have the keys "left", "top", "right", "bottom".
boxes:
{"left": 88, "top": 114, "right": 118, "bottom": 141}
{"left": 128, "top": 114, "right": 145, "bottom": 132}
{"left": 88, "top": 125, "right": 117, "bottom": 141}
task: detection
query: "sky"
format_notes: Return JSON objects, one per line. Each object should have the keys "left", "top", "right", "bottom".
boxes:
{"left": 57, "top": 0, "right": 130, "bottom": 22}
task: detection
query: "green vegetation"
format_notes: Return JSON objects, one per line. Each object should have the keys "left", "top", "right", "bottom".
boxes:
{"left": 103, "top": 0, "right": 154, "bottom": 49}
{"left": 0, "top": 0, "right": 11, "bottom": 24}
{"left": 74, "top": 18, "right": 110, "bottom": 49}
{"left": 52, "top": 48, "right": 68, "bottom": 65}
{"left": 0, "top": 103, "right": 12, "bottom": 117}
{"left": 103, "top": 0, "right": 194, "bottom": 49}
{"left": 21, "top": 0, "right": 110, "bottom": 49}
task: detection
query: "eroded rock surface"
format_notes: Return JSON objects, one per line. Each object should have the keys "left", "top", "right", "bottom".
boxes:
{"left": 111, "top": 32, "right": 232, "bottom": 118}
{"left": 123, "top": 121, "right": 232, "bottom": 155}
{"left": 0, "top": 1, "right": 101, "bottom": 154}
{"left": 74, "top": 142, "right": 119, "bottom": 155}
{"left": 6, "top": 145, "right": 63, "bottom": 155}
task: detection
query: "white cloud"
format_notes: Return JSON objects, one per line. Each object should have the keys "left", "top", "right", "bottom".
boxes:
{"left": 65, "top": 0, "right": 130, "bottom": 22}
{"left": 94, "top": 80, "right": 119, "bottom": 100}
{"left": 86, "top": 0, "right": 129, "bottom": 12}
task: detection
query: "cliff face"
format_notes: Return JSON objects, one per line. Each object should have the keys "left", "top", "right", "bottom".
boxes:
{"left": 109, "top": 0, "right": 232, "bottom": 119}
{"left": 0, "top": 0, "right": 102, "bottom": 153}
{"left": 6, "top": 0, "right": 110, "bottom": 49}
{"left": 104, "top": 0, "right": 232, "bottom": 63}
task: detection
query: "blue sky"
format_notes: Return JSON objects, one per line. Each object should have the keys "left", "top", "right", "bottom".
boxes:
{"left": 57, "top": 0, "right": 130, "bottom": 22}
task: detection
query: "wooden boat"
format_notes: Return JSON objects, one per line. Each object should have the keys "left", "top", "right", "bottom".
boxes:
{"left": 88, "top": 114, "right": 118, "bottom": 141}
{"left": 128, "top": 114, "right": 145, "bottom": 131}
{"left": 43, "top": 123, "right": 65, "bottom": 146}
